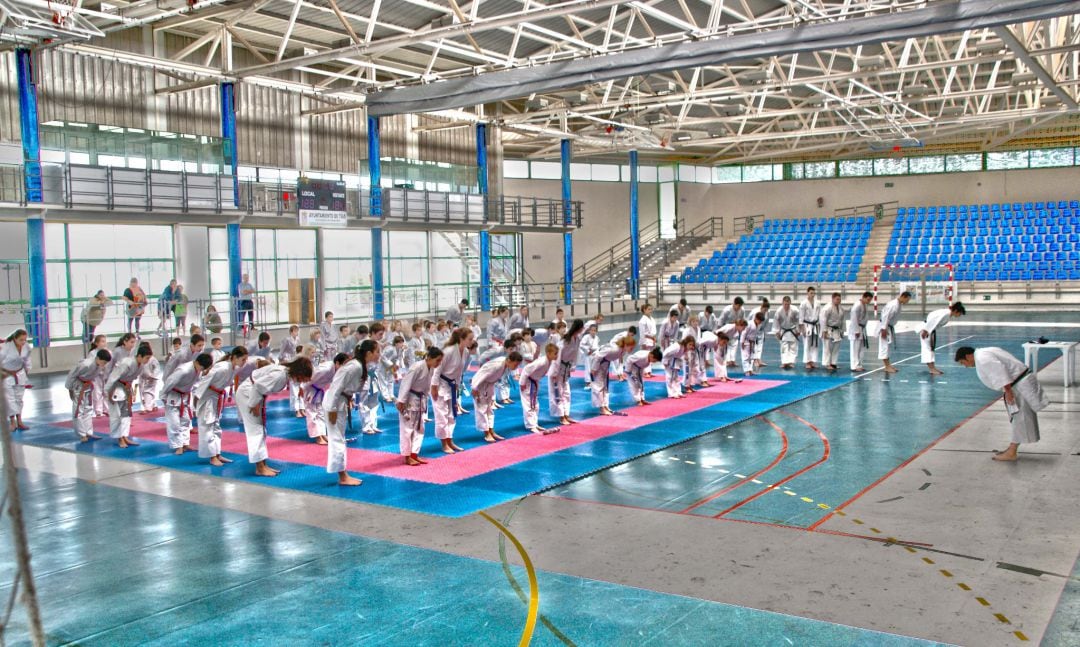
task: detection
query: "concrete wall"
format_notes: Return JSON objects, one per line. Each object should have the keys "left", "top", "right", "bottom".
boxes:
{"left": 508, "top": 178, "right": 658, "bottom": 283}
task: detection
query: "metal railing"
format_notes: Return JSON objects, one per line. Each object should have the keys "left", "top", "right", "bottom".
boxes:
{"left": 1, "top": 162, "right": 583, "bottom": 230}
{"left": 573, "top": 216, "right": 724, "bottom": 283}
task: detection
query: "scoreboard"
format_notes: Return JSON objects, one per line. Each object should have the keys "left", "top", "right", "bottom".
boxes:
{"left": 297, "top": 178, "right": 348, "bottom": 227}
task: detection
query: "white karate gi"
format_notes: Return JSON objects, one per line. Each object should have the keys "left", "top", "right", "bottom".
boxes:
{"left": 548, "top": 332, "right": 581, "bottom": 417}
{"left": 974, "top": 347, "right": 1049, "bottom": 444}
{"left": 774, "top": 306, "right": 800, "bottom": 365}
{"left": 194, "top": 361, "right": 234, "bottom": 458}
{"left": 65, "top": 357, "right": 99, "bottom": 439}
{"left": 578, "top": 333, "right": 598, "bottom": 385}
{"left": 234, "top": 365, "right": 290, "bottom": 463}
{"left": 163, "top": 345, "right": 196, "bottom": 381}
{"left": 917, "top": 308, "right": 952, "bottom": 365}
{"left": 753, "top": 308, "right": 771, "bottom": 361}
{"left": 799, "top": 299, "right": 821, "bottom": 365}
{"left": 324, "top": 359, "right": 363, "bottom": 473}
{"left": 626, "top": 350, "right": 653, "bottom": 402}
{"left": 591, "top": 344, "right": 626, "bottom": 408}
{"left": 303, "top": 361, "right": 337, "bottom": 439}
{"left": 741, "top": 321, "right": 759, "bottom": 374}
{"left": 90, "top": 349, "right": 109, "bottom": 416}
{"left": 139, "top": 356, "right": 162, "bottom": 411}
{"left": 519, "top": 356, "right": 552, "bottom": 432}
{"left": 104, "top": 357, "right": 141, "bottom": 440}
{"left": 161, "top": 362, "right": 198, "bottom": 449}
{"left": 432, "top": 343, "right": 470, "bottom": 440}
{"left": 472, "top": 358, "right": 509, "bottom": 432}
{"left": 820, "top": 304, "right": 846, "bottom": 368}
{"left": 848, "top": 301, "right": 870, "bottom": 370}
{"left": 610, "top": 331, "right": 635, "bottom": 378}
{"left": 662, "top": 343, "right": 688, "bottom": 397}
{"left": 508, "top": 312, "right": 530, "bottom": 332}
{"left": 719, "top": 305, "right": 746, "bottom": 364}
{"left": 487, "top": 317, "right": 508, "bottom": 345}
{"left": 638, "top": 314, "right": 657, "bottom": 350}
{"left": 0, "top": 340, "right": 31, "bottom": 418}
{"left": 658, "top": 318, "right": 682, "bottom": 351}
{"left": 398, "top": 360, "right": 434, "bottom": 455}
{"left": 320, "top": 321, "right": 339, "bottom": 349}
{"left": 877, "top": 298, "right": 903, "bottom": 360}
{"left": 697, "top": 332, "right": 729, "bottom": 382}
{"left": 280, "top": 335, "right": 303, "bottom": 412}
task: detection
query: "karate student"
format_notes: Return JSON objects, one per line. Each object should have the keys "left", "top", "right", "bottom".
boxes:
{"left": 878, "top": 291, "right": 911, "bottom": 373}
{"left": 138, "top": 342, "right": 162, "bottom": 414}
{"left": 799, "top": 287, "right": 821, "bottom": 370}
{"left": 477, "top": 338, "right": 515, "bottom": 409}
{"left": 472, "top": 351, "right": 524, "bottom": 443}
{"left": 1, "top": 329, "right": 33, "bottom": 430}
{"left": 356, "top": 327, "right": 385, "bottom": 435}
{"left": 508, "top": 306, "right": 530, "bottom": 333}
{"left": 519, "top": 328, "right": 538, "bottom": 363}
{"left": 774, "top": 296, "right": 800, "bottom": 369}
{"left": 955, "top": 346, "right": 1049, "bottom": 462}
{"left": 235, "top": 357, "right": 313, "bottom": 478}
{"left": 431, "top": 328, "right": 474, "bottom": 454}
{"left": 66, "top": 349, "right": 111, "bottom": 442}
{"left": 820, "top": 292, "right": 846, "bottom": 372}
{"left": 848, "top": 292, "right": 873, "bottom": 372}
{"left": 304, "top": 352, "right": 347, "bottom": 446}
{"left": 638, "top": 303, "right": 657, "bottom": 376}
{"left": 626, "top": 347, "right": 663, "bottom": 405}
{"left": 753, "top": 298, "right": 771, "bottom": 367}
{"left": 741, "top": 313, "right": 765, "bottom": 376}
{"left": 551, "top": 308, "right": 566, "bottom": 328}
{"left": 161, "top": 353, "right": 211, "bottom": 454}
{"left": 719, "top": 297, "right": 746, "bottom": 366}
{"left": 673, "top": 298, "right": 691, "bottom": 327}
{"left": 578, "top": 322, "right": 599, "bottom": 390}
{"left": 209, "top": 336, "right": 226, "bottom": 362}
{"left": 658, "top": 309, "right": 682, "bottom": 350}
{"left": 324, "top": 342, "right": 375, "bottom": 485}
{"left": 700, "top": 305, "right": 719, "bottom": 333}
{"left": 663, "top": 336, "right": 696, "bottom": 398}
{"left": 549, "top": 320, "right": 585, "bottom": 426}
{"left": 397, "top": 347, "right": 443, "bottom": 465}
{"left": 380, "top": 336, "right": 405, "bottom": 400}
{"left": 320, "top": 312, "right": 339, "bottom": 349}
{"left": 520, "top": 343, "right": 559, "bottom": 434}
{"left": 164, "top": 334, "right": 205, "bottom": 379}
{"left": 308, "top": 329, "right": 326, "bottom": 365}
{"left": 105, "top": 344, "right": 153, "bottom": 448}
{"left": 445, "top": 299, "right": 468, "bottom": 328}
{"left": 919, "top": 302, "right": 966, "bottom": 375}
{"left": 591, "top": 335, "right": 636, "bottom": 415}
{"left": 280, "top": 325, "right": 304, "bottom": 417}
{"left": 408, "top": 323, "right": 427, "bottom": 361}
{"left": 195, "top": 347, "right": 248, "bottom": 466}
{"left": 245, "top": 331, "right": 272, "bottom": 361}
{"left": 717, "top": 318, "right": 748, "bottom": 371}
{"left": 87, "top": 335, "right": 109, "bottom": 417}
{"left": 487, "top": 307, "right": 509, "bottom": 348}
{"left": 696, "top": 331, "right": 733, "bottom": 385}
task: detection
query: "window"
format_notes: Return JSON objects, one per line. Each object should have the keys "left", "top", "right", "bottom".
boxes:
{"left": 678, "top": 165, "right": 697, "bottom": 182}
{"left": 504, "top": 160, "right": 530, "bottom": 179}
{"left": 1029, "top": 148, "right": 1073, "bottom": 168}
{"left": 713, "top": 166, "right": 741, "bottom": 183}
{"left": 986, "top": 151, "right": 1029, "bottom": 170}
{"left": 570, "top": 163, "right": 591, "bottom": 181}
{"left": 742, "top": 164, "right": 776, "bottom": 182}
{"left": 839, "top": 159, "right": 873, "bottom": 177}
{"left": 945, "top": 154, "right": 982, "bottom": 172}
{"left": 591, "top": 164, "right": 620, "bottom": 182}
{"left": 638, "top": 166, "right": 658, "bottom": 183}
{"left": 908, "top": 156, "right": 945, "bottom": 174}
{"left": 531, "top": 161, "right": 561, "bottom": 180}
{"left": 804, "top": 161, "right": 835, "bottom": 179}
{"left": 874, "top": 157, "right": 907, "bottom": 176}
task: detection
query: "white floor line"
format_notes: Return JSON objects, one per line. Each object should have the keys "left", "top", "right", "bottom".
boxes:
{"left": 951, "top": 321, "right": 1080, "bottom": 329}
{"left": 858, "top": 335, "right": 976, "bottom": 378}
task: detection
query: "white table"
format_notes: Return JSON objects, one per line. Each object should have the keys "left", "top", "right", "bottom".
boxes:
{"left": 1023, "top": 341, "right": 1078, "bottom": 387}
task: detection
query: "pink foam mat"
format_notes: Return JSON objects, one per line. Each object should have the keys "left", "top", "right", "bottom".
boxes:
{"left": 68, "top": 379, "right": 784, "bottom": 485}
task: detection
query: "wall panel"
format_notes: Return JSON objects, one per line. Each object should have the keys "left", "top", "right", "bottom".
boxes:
{"left": 236, "top": 82, "right": 296, "bottom": 168}
{"left": 0, "top": 52, "right": 19, "bottom": 144}
{"left": 37, "top": 49, "right": 149, "bottom": 129}
{"left": 309, "top": 110, "right": 364, "bottom": 173}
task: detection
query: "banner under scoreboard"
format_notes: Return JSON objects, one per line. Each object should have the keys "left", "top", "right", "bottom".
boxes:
{"left": 298, "top": 178, "right": 348, "bottom": 228}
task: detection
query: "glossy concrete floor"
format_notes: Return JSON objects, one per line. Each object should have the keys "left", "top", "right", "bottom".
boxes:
{"left": 2, "top": 319, "right": 1079, "bottom": 646}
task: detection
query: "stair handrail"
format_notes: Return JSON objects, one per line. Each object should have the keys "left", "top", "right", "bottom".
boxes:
{"left": 573, "top": 218, "right": 663, "bottom": 282}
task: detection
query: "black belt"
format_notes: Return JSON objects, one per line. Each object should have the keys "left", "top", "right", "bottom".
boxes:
{"left": 804, "top": 320, "right": 820, "bottom": 348}
{"left": 858, "top": 323, "right": 868, "bottom": 348}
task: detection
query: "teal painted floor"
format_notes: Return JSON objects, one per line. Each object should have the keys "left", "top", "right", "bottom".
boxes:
{"left": 0, "top": 470, "right": 947, "bottom": 647}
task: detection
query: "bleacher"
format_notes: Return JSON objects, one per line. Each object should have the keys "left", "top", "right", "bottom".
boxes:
{"left": 886, "top": 201, "right": 1080, "bottom": 281}
{"left": 671, "top": 216, "right": 872, "bottom": 284}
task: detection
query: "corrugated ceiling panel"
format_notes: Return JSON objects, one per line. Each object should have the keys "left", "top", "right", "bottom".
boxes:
{"left": 0, "top": 52, "right": 20, "bottom": 144}
{"left": 37, "top": 49, "right": 149, "bottom": 129}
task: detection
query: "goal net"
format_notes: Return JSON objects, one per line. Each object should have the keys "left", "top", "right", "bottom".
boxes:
{"left": 873, "top": 264, "right": 955, "bottom": 317}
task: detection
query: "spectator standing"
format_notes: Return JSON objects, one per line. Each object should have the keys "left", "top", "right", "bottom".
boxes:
{"left": 80, "top": 290, "right": 111, "bottom": 343}
{"left": 122, "top": 278, "right": 148, "bottom": 335}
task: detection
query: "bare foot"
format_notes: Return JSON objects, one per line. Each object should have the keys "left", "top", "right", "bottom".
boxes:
{"left": 637, "top": 401, "right": 646, "bottom": 407}
{"left": 219, "top": 456, "right": 234, "bottom": 463}
{"left": 929, "top": 369, "right": 944, "bottom": 376}
{"left": 491, "top": 432, "right": 505, "bottom": 440}
{"left": 210, "top": 457, "right": 224, "bottom": 466}
{"left": 119, "top": 437, "right": 140, "bottom": 448}
{"left": 80, "top": 436, "right": 92, "bottom": 443}
{"left": 406, "top": 456, "right": 423, "bottom": 466}
{"left": 174, "top": 447, "right": 186, "bottom": 455}
{"left": 295, "top": 411, "right": 305, "bottom": 418}
{"left": 884, "top": 366, "right": 898, "bottom": 374}
{"left": 450, "top": 442, "right": 464, "bottom": 451}
{"left": 338, "top": 474, "right": 362, "bottom": 486}
{"left": 601, "top": 408, "right": 613, "bottom": 416}
{"left": 315, "top": 436, "right": 328, "bottom": 445}
{"left": 255, "top": 465, "right": 278, "bottom": 477}
{"left": 442, "top": 446, "right": 456, "bottom": 454}
{"left": 484, "top": 433, "right": 498, "bottom": 443}
{"left": 852, "top": 366, "right": 865, "bottom": 372}
{"left": 415, "top": 455, "right": 428, "bottom": 464}
{"left": 992, "top": 453, "right": 1018, "bottom": 462}
{"left": 566, "top": 417, "right": 579, "bottom": 424}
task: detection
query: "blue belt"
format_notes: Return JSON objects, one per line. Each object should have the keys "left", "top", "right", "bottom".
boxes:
{"left": 439, "top": 374, "right": 458, "bottom": 418}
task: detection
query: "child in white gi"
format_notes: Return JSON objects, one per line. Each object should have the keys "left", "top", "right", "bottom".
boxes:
{"left": 520, "top": 343, "right": 559, "bottom": 434}
{"left": 397, "top": 348, "right": 443, "bottom": 465}
{"left": 662, "top": 337, "right": 695, "bottom": 398}
{"left": 105, "top": 345, "right": 153, "bottom": 448}
{"left": 66, "top": 349, "right": 111, "bottom": 442}
{"left": 195, "top": 347, "right": 248, "bottom": 466}
{"left": 235, "top": 358, "right": 313, "bottom": 478}
{"left": 591, "top": 336, "right": 635, "bottom": 415}
{"left": 626, "top": 347, "right": 662, "bottom": 405}
{"left": 471, "top": 352, "right": 524, "bottom": 443}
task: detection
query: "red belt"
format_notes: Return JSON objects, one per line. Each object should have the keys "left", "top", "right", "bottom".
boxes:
{"left": 209, "top": 385, "right": 227, "bottom": 415}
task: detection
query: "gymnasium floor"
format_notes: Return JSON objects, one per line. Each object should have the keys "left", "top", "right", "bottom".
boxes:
{"left": 3, "top": 318, "right": 1079, "bottom": 646}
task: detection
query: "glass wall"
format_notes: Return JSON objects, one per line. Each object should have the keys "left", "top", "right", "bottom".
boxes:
{"left": 208, "top": 228, "right": 318, "bottom": 325}
{"left": 39, "top": 121, "right": 226, "bottom": 173}
{"left": 47, "top": 223, "right": 176, "bottom": 340}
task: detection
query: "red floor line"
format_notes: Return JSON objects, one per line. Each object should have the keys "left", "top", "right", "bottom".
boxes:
{"left": 677, "top": 416, "right": 789, "bottom": 514}
{"left": 711, "top": 410, "right": 831, "bottom": 519}
{"left": 806, "top": 396, "right": 1001, "bottom": 531}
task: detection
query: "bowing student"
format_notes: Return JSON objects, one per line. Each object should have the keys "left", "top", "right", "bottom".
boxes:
{"left": 591, "top": 335, "right": 636, "bottom": 416}
{"left": 303, "top": 352, "right": 348, "bottom": 446}
{"left": 662, "top": 336, "right": 696, "bottom": 398}
{"left": 918, "top": 302, "right": 966, "bottom": 375}
{"left": 161, "top": 352, "right": 211, "bottom": 454}
{"left": 432, "top": 328, "right": 474, "bottom": 454}
{"left": 324, "top": 342, "right": 376, "bottom": 486}
{"left": 848, "top": 292, "right": 873, "bottom": 372}
{"left": 878, "top": 291, "right": 911, "bottom": 373}
{"left": 626, "top": 347, "right": 663, "bottom": 406}
{"left": 66, "top": 349, "right": 112, "bottom": 442}
{"left": 471, "top": 351, "right": 524, "bottom": 443}
{"left": 105, "top": 344, "right": 153, "bottom": 448}
{"left": 520, "top": 343, "right": 559, "bottom": 435}
{"left": 397, "top": 347, "right": 444, "bottom": 466}
{"left": 195, "top": 346, "right": 248, "bottom": 466}
{"left": 234, "top": 357, "right": 313, "bottom": 478}
{"left": 549, "top": 319, "right": 585, "bottom": 427}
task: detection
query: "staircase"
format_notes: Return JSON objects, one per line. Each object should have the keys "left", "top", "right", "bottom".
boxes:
{"left": 854, "top": 211, "right": 898, "bottom": 287}
{"left": 574, "top": 217, "right": 724, "bottom": 285}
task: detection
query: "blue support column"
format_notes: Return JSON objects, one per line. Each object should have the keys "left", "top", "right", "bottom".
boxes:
{"left": 561, "top": 139, "right": 573, "bottom": 304}
{"left": 227, "top": 223, "right": 242, "bottom": 327}
{"left": 16, "top": 49, "right": 42, "bottom": 204}
{"left": 17, "top": 48, "right": 48, "bottom": 346}
{"left": 26, "top": 219, "right": 48, "bottom": 347}
{"left": 476, "top": 123, "right": 492, "bottom": 311}
{"left": 629, "top": 150, "right": 640, "bottom": 299}
{"left": 220, "top": 82, "right": 239, "bottom": 207}
{"left": 368, "top": 115, "right": 385, "bottom": 320}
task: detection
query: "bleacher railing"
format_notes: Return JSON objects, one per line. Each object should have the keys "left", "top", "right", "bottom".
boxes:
{"left": 573, "top": 216, "right": 724, "bottom": 283}
{"left": 0, "top": 162, "right": 583, "bottom": 230}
